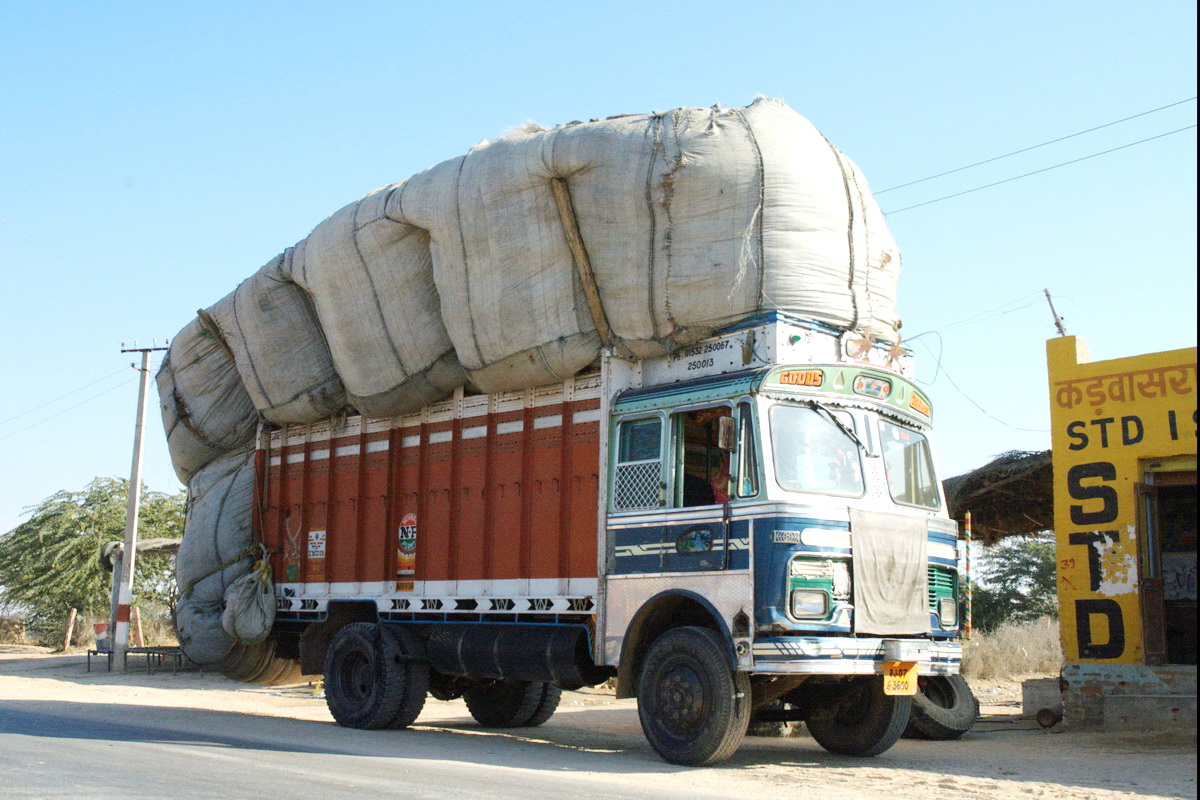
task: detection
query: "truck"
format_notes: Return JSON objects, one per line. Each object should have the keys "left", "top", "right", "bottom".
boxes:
{"left": 255, "top": 312, "right": 961, "bottom": 766}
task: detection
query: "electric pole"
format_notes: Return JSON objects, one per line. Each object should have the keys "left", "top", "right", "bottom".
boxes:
{"left": 1044, "top": 289, "right": 1067, "bottom": 337}
{"left": 113, "top": 341, "right": 167, "bottom": 671}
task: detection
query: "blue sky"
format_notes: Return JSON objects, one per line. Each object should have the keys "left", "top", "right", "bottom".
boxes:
{"left": 1, "top": 1, "right": 1195, "bottom": 534}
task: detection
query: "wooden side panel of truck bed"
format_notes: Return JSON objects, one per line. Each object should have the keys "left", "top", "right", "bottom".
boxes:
{"left": 255, "top": 376, "right": 603, "bottom": 598}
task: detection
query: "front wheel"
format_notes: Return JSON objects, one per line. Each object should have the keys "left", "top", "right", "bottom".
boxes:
{"left": 637, "top": 626, "right": 750, "bottom": 766}
{"left": 806, "top": 677, "right": 911, "bottom": 757}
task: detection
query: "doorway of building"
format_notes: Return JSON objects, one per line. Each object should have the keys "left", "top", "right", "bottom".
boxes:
{"left": 1141, "top": 468, "right": 1197, "bottom": 665}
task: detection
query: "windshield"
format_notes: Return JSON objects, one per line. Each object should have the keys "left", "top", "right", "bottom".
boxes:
{"left": 879, "top": 418, "right": 940, "bottom": 508}
{"left": 769, "top": 404, "right": 864, "bottom": 497}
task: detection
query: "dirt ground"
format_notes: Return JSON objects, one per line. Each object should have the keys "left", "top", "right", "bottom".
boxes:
{"left": 1, "top": 645, "right": 1195, "bottom": 800}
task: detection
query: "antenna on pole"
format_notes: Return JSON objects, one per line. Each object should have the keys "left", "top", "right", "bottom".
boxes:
{"left": 1044, "top": 289, "right": 1067, "bottom": 337}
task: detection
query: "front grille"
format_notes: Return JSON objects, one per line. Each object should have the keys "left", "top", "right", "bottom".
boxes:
{"left": 928, "top": 565, "right": 956, "bottom": 609}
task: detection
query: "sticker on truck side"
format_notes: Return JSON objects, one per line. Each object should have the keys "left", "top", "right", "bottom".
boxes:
{"left": 307, "top": 530, "right": 326, "bottom": 559}
{"left": 398, "top": 513, "right": 418, "bottom": 576}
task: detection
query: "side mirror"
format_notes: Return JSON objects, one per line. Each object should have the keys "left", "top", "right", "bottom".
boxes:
{"left": 717, "top": 416, "right": 736, "bottom": 451}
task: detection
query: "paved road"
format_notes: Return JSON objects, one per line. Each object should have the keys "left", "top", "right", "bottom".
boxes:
{"left": 0, "top": 699, "right": 712, "bottom": 800}
{"left": 1, "top": 653, "right": 1195, "bottom": 800}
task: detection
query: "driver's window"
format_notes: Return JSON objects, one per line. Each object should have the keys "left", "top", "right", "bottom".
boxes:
{"left": 675, "top": 407, "right": 733, "bottom": 508}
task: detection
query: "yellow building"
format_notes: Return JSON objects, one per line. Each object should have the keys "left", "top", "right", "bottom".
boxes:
{"left": 1047, "top": 336, "right": 1196, "bottom": 725}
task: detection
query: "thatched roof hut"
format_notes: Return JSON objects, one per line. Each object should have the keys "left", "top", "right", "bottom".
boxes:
{"left": 942, "top": 450, "right": 1052, "bottom": 544}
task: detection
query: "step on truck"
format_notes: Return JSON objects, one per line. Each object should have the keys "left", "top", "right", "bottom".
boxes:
{"left": 257, "top": 312, "right": 962, "bottom": 766}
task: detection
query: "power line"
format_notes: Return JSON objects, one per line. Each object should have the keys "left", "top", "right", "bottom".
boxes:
{"left": 0, "top": 376, "right": 139, "bottom": 444}
{"left": 0, "top": 368, "right": 131, "bottom": 427}
{"left": 884, "top": 125, "right": 1197, "bottom": 216}
{"left": 905, "top": 291, "right": 1044, "bottom": 342}
{"left": 877, "top": 97, "right": 1197, "bottom": 194}
{"left": 914, "top": 334, "right": 1049, "bottom": 433}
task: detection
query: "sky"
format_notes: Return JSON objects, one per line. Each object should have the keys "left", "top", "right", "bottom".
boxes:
{"left": 1, "top": 1, "right": 1196, "bottom": 535}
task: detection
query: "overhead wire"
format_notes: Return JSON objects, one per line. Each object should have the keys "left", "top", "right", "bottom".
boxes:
{"left": 914, "top": 333, "right": 1049, "bottom": 433}
{"left": 884, "top": 125, "right": 1197, "bottom": 215}
{"left": 876, "top": 96, "right": 1197, "bottom": 194}
{"left": 0, "top": 368, "right": 132, "bottom": 427}
{"left": 0, "top": 375, "right": 141, "bottom": 444}
{"left": 904, "top": 291, "right": 1045, "bottom": 343}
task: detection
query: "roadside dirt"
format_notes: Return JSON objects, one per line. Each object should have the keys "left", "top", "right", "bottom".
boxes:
{"left": 1, "top": 645, "right": 1194, "bottom": 800}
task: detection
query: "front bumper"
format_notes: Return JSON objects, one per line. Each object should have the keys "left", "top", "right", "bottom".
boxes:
{"left": 750, "top": 636, "right": 962, "bottom": 676}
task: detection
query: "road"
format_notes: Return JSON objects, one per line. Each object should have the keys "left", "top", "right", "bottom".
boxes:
{"left": 0, "top": 647, "right": 1194, "bottom": 800}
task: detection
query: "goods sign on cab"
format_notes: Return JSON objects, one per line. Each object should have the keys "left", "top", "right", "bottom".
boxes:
{"left": 778, "top": 369, "right": 824, "bottom": 387}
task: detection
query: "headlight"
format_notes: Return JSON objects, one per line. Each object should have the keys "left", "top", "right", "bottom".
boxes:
{"left": 790, "top": 589, "right": 830, "bottom": 619}
{"left": 938, "top": 597, "right": 958, "bottom": 628}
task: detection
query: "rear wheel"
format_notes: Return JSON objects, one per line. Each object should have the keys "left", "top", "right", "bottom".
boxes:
{"left": 636, "top": 626, "right": 750, "bottom": 766}
{"left": 904, "top": 675, "right": 978, "bottom": 740}
{"left": 463, "top": 680, "right": 562, "bottom": 728}
{"left": 324, "top": 622, "right": 428, "bottom": 729}
{"left": 806, "top": 677, "right": 911, "bottom": 757}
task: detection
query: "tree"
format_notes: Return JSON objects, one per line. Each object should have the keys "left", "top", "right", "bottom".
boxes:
{"left": 0, "top": 478, "right": 185, "bottom": 627}
{"left": 969, "top": 533, "right": 1058, "bottom": 632}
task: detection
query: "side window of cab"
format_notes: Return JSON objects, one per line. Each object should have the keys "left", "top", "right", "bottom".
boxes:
{"left": 674, "top": 406, "right": 733, "bottom": 508}
{"left": 613, "top": 417, "right": 664, "bottom": 510}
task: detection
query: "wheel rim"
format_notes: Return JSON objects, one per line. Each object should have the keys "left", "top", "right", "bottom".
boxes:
{"left": 656, "top": 661, "right": 709, "bottom": 736}
{"left": 832, "top": 683, "right": 873, "bottom": 725}
{"left": 338, "top": 650, "right": 374, "bottom": 706}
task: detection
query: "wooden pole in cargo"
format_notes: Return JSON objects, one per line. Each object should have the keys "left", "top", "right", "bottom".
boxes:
{"left": 550, "top": 177, "right": 614, "bottom": 350}
{"left": 113, "top": 344, "right": 165, "bottom": 670}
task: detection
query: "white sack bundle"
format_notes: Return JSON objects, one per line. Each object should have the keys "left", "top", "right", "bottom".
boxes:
{"left": 174, "top": 447, "right": 256, "bottom": 664}
{"left": 205, "top": 250, "right": 347, "bottom": 425}
{"left": 287, "top": 185, "right": 466, "bottom": 417}
{"left": 221, "top": 553, "right": 275, "bottom": 645}
{"left": 388, "top": 97, "right": 901, "bottom": 392}
{"left": 157, "top": 318, "right": 258, "bottom": 483}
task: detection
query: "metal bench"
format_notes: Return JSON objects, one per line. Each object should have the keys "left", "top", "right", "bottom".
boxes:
{"left": 87, "top": 646, "right": 186, "bottom": 674}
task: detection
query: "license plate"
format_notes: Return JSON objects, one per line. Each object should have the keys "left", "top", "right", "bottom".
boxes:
{"left": 883, "top": 661, "right": 918, "bottom": 695}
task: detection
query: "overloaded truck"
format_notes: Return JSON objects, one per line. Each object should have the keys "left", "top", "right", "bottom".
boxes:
{"left": 158, "top": 98, "right": 963, "bottom": 766}
{"left": 254, "top": 313, "right": 960, "bottom": 765}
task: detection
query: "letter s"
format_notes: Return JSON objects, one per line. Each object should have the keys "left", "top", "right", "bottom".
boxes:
{"left": 1068, "top": 462, "right": 1118, "bottom": 525}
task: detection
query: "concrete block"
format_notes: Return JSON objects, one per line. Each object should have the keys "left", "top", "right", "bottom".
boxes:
{"left": 1022, "top": 678, "right": 1063, "bottom": 719}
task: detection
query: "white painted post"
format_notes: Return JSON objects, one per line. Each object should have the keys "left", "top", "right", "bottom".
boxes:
{"left": 113, "top": 349, "right": 153, "bottom": 671}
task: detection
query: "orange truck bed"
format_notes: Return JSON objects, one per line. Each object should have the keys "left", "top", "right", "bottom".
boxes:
{"left": 256, "top": 375, "right": 602, "bottom": 605}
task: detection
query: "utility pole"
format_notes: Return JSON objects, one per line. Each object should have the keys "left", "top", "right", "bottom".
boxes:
{"left": 1044, "top": 289, "right": 1067, "bottom": 337}
{"left": 113, "top": 341, "right": 167, "bottom": 671}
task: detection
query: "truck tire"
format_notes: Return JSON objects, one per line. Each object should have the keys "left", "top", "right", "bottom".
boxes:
{"left": 636, "top": 626, "right": 750, "bottom": 766}
{"left": 463, "top": 680, "right": 562, "bottom": 728}
{"left": 325, "top": 622, "right": 427, "bottom": 730}
{"left": 380, "top": 625, "right": 431, "bottom": 729}
{"left": 904, "top": 676, "right": 978, "bottom": 741}
{"left": 806, "top": 677, "right": 911, "bottom": 757}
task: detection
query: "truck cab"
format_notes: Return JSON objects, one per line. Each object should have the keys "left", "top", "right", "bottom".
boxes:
{"left": 599, "top": 314, "right": 961, "bottom": 762}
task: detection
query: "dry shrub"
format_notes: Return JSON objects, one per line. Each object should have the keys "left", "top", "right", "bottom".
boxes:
{"left": 962, "top": 616, "right": 1063, "bottom": 682}
{"left": 137, "top": 609, "right": 178, "bottom": 647}
{"left": 0, "top": 617, "right": 30, "bottom": 644}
